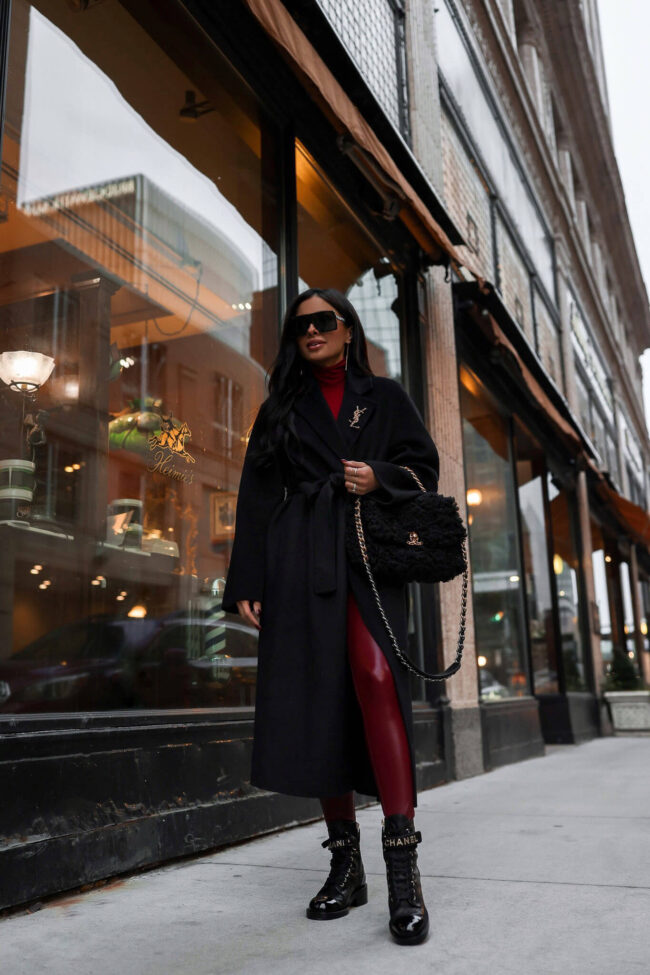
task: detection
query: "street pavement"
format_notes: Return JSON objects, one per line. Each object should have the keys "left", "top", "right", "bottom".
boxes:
{"left": 2, "top": 736, "right": 649, "bottom": 975}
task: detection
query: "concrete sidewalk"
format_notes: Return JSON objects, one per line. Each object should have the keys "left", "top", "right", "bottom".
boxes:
{"left": 2, "top": 738, "right": 649, "bottom": 975}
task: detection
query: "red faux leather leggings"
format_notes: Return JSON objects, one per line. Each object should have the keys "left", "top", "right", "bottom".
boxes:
{"left": 320, "top": 591, "right": 415, "bottom": 823}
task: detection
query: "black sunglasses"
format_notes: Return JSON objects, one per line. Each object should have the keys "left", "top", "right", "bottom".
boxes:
{"left": 289, "top": 310, "right": 345, "bottom": 337}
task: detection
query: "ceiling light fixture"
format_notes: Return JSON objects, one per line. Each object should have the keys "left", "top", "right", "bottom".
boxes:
{"left": 0, "top": 351, "right": 55, "bottom": 392}
{"left": 179, "top": 89, "right": 214, "bottom": 121}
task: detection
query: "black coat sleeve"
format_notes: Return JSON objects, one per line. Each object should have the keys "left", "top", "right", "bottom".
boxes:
{"left": 366, "top": 381, "right": 439, "bottom": 505}
{"left": 221, "top": 405, "right": 285, "bottom": 613}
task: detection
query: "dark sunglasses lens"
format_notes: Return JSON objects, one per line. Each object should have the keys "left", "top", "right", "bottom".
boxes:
{"left": 290, "top": 311, "right": 339, "bottom": 336}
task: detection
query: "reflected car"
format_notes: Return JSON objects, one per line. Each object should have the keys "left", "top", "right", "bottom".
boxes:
{"left": 0, "top": 617, "right": 158, "bottom": 713}
{"left": 131, "top": 616, "right": 259, "bottom": 709}
{"left": 478, "top": 667, "right": 508, "bottom": 700}
{"left": 531, "top": 668, "right": 558, "bottom": 695}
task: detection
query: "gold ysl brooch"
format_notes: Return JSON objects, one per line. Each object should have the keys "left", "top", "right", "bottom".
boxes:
{"left": 349, "top": 405, "right": 367, "bottom": 429}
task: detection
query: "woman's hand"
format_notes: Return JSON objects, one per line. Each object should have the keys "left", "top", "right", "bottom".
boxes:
{"left": 342, "top": 460, "right": 379, "bottom": 496}
{"left": 237, "top": 600, "right": 262, "bottom": 630}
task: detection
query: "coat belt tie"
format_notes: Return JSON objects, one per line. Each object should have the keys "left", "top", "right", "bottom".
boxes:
{"left": 295, "top": 471, "right": 345, "bottom": 594}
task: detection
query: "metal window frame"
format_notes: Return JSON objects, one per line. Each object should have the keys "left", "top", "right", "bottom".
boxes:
{"left": 389, "top": 0, "right": 411, "bottom": 143}
{"left": 0, "top": 0, "right": 11, "bottom": 172}
{"left": 455, "top": 343, "right": 535, "bottom": 702}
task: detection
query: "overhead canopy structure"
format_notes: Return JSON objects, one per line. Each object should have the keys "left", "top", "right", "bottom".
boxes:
{"left": 455, "top": 280, "right": 650, "bottom": 560}
{"left": 455, "top": 280, "right": 587, "bottom": 455}
{"left": 586, "top": 459, "right": 650, "bottom": 551}
{"left": 242, "top": 0, "right": 481, "bottom": 276}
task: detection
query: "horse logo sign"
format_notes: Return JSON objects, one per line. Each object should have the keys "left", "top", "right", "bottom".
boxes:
{"left": 147, "top": 414, "right": 195, "bottom": 465}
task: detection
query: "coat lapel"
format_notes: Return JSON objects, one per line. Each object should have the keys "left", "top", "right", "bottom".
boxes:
{"left": 293, "top": 372, "right": 346, "bottom": 460}
{"left": 293, "top": 366, "right": 376, "bottom": 460}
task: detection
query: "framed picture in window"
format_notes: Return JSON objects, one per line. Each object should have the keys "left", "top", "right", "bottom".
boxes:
{"left": 210, "top": 491, "right": 238, "bottom": 543}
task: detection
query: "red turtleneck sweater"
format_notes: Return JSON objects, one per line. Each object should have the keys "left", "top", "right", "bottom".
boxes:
{"left": 312, "top": 358, "right": 346, "bottom": 419}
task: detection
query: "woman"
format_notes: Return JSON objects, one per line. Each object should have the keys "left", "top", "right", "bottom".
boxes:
{"left": 222, "top": 287, "right": 440, "bottom": 946}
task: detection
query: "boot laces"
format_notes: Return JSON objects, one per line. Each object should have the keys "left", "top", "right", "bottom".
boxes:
{"left": 320, "top": 835, "right": 358, "bottom": 891}
{"left": 326, "top": 846, "right": 355, "bottom": 889}
{"left": 388, "top": 849, "right": 419, "bottom": 904}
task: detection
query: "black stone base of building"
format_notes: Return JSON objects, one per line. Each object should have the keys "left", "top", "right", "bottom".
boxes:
{"left": 0, "top": 707, "right": 446, "bottom": 912}
{"left": 441, "top": 703, "right": 484, "bottom": 779}
{"left": 480, "top": 697, "right": 545, "bottom": 770}
{"left": 536, "top": 692, "right": 601, "bottom": 744}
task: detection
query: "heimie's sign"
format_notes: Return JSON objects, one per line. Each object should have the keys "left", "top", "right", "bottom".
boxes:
{"left": 21, "top": 179, "right": 137, "bottom": 217}
{"left": 147, "top": 415, "right": 196, "bottom": 484}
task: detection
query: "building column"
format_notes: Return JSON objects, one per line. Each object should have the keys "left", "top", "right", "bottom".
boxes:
{"left": 422, "top": 266, "right": 483, "bottom": 779}
{"left": 556, "top": 239, "right": 603, "bottom": 699}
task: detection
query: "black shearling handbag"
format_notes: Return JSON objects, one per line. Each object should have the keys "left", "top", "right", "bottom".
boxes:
{"left": 346, "top": 466, "right": 468, "bottom": 683}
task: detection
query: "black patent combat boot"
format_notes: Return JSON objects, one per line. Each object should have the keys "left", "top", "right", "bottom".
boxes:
{"left": 382, "top": 814, "right": 429, "bottom": 945}
{"left": 306, "top": 819, "right": 368, "bottom": 920}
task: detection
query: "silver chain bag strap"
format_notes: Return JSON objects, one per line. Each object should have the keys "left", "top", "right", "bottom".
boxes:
{"left": 352, "top": 466, "right": 468, "bottom": 683}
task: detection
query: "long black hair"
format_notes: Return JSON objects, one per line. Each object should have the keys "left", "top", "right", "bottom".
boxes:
{"left": 251, "top": 288, "right": 372, "bottom": 467}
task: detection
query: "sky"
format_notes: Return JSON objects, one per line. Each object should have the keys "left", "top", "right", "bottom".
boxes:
{"left": 597, "top": 0, "right": 650, "bottom": 429}
{"left": 21, "top": 10, "right": 264, "bottom": 286}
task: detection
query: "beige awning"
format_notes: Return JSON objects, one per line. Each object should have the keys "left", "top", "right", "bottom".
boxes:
{"left": 463, "top": 295, "right": 584, "bottom": 452}
{"left": 586, "top": 457, "right": 650, "bottom": 549}
{"left": 242, "top": 0, "right": 481, "bottom": 276}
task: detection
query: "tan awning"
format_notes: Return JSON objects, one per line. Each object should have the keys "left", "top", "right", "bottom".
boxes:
{"left": 242, "top": 0, "right": 480, "bottom": 276}
{"left": 586, "top": 457, "right": 650, "bottom": 549}
{"left": 465, "top": 298, "right": 583, "bottom": 452}
{"left": 456, "top": 282, "right": 650, "bottom": 555}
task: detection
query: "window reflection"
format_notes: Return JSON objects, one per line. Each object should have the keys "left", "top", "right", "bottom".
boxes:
{"left": 592, "top": 543, "right": 613, "bottom": 670}
{"left": 546, "top": 478, "right": 587, "bottom": 690}
{"left": 0, "top": 1, "right": 278, "bottom": 711}
{"left": 460, "top": 365, "right": 528, "bottom": 699}
{"left": 296, "top": 142, "right": 402, "bottom": 381}
{"left": 620, "top": 562, "right": 639, "bottom": 664}
{"left": 514, "top": 421, "right": 558, "bottom": 693}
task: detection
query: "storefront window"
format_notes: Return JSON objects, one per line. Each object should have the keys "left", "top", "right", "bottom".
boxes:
{"left": 575, "top": 369, "right": 592, "bottom": 442}
{"left": 620, "top": 562, "right": 638, "bottom": 663}
{"left": 534, "top": 290, "right": 563, "bottom": 392}
{"left": 460, "top": 365, "right": 528, "bottom": 699}
{"left": 546, "top": 477, "right": 587, "bottom": 690}
{"left": 640, "top": 579, "right": 650, "bottom": 658}
{"left": 592, "top": 542, "right": 613, "bottom": 669}
{"left": 606, "top": 431, "right": 620, "bottom": 483}
{"left": 0, "top": 1, "right": 280, "bottom": 712}
{"left": 296, "top": 142, "right": 403, "bottom": 381}
{"left": 514, "top": 421, "right": 558, "bottom": 693}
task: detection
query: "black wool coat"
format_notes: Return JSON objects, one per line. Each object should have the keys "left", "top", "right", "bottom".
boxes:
{"left": 222, "top": 364, "right": 440, "bottom": 807}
